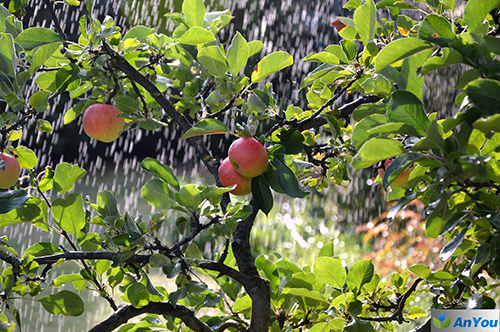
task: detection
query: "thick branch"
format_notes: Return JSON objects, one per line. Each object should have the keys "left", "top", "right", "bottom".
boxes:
{"left": 231, "top": 200, "right": 271, "bottom": 332}
{"left": 88, "top": 302, "right": 212, "bottom": 332}
{"left": 33, "top": 251, "right": 150, "bottom": 265}
{"left": 359, "top": 278, "right": 423, "bottom": 324}
{"left": 101, "top": 42, "right": 220, "bottom": 177}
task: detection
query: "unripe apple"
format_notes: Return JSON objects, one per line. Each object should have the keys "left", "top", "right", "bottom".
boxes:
{"left": 82, "top": 104, "right": 125, "bottom": 143}
{"left": 218, "top": 158, "right": 252, "bottom": 196}
{"left": 378, "top": 158, "right": 413, "bottom": 188}
{"left": 228, "top": 137, "right": 268, "bottom": 178}
{"left": 0, "top": 153, "right": 20, "bottom": 189}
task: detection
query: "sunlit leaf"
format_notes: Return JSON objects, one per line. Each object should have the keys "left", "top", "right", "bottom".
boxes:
{"left": 353, "top": 0, "right": 376, "bottom": 45}
{"left": 52, "top": 194, "right": 85, "bottom": 235}
{"left": 197, "top": 45, "right": 229, "bottom": 78}
{"left": 183, "top": 0, "right": 205, "bottom": 27}
{"left": 375, "top": 38, "right": 433, "bottom": 72}
{"left": 53, "top": 163, "right": 86, "bottom": 195}
{"left": 352, "top": 138, "right": 405, "bottom": 170}
{"left": 347, "top": 260, "right": 374, "bottom": 295}
{"left": 252, "top": 51, "right": 293, "bottom": 83}
{"left": 140, "top": 157, "right": 180, "bottom": 190}
{"left": 178, "top": 27, "right": 215, "bottom": 45}
{"left": 181, "top": 119, "right": 230, "bottom": 140}
{"left": 15, "top": 27, "right": 61, "bottom": 51}
{"left": 226, "top": 32, "right": 249, "bottom": 76}
{"left": 313, "top": 257, "right": 346, "bottom": 288}
{"left": 464, "top": 0, "right": 500, "bottom": 33}
{"left": 40, "top": 290, "right": 84, "bottom": 316}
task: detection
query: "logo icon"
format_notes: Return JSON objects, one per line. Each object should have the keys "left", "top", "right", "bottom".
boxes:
{"left": 433, "top": 312, "right": 451, "bottom": 329}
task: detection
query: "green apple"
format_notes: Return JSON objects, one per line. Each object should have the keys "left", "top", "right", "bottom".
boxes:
{"left": 228, "top": 137, "right": 268, "bottom": 178}
{"left": 82, "top": 104, "right": 125, "bottom": 143}
{"left": 218, "top": 158, "right": 252, "bottom": 196}
{"left": 0, "top": 153, "right": 20, "bottom": 189}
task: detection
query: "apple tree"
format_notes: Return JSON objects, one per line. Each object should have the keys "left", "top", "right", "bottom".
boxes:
{"left": 0, "top": 0, "right": 499, "bottom": 331}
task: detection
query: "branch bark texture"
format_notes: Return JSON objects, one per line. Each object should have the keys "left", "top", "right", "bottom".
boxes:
{"left": 88, "top": 302, "right": 212, "bottom": 332}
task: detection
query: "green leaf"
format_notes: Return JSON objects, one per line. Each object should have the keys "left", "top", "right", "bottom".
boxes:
{"left": 14, "top": 145, "right": 37, "bottom": 169}
{"left": 178, "top": 27, "right": 215, "bottom": 45}
{"left": 464, "top": 0, "right": 500, "bottom": 33}
{"left": 52, "top": 194, "right": 85, "bottom": 235}
{"left": 51, "top": 274, "right": 84, "bottom": 287}
{"left": 29, "top": 91, "right": 50, "bottom": 112}
{"left": 387, "top": 91, "right": 430, "bottom": 137}
{"left": 36, "top": 119, "right": 52, "bottom": 134}
{"left": 53, "top": 163, "right": 86, "bottom": 195}
{"left": 341, "top": 39, "right": 357, "bottom": 61}
{"left": 283, "top": 288, "right": 328, "bottom": 303}
{"left": 23, "top": 242, "right": 61, "bottom": 258}
{"left": 473, "top": 114, "right": 500, "bottom": 133}
{"left": 39, "top": 290, "right": 84, "bottom": 316}
{"left": 376, "top": 0, "right": 417, "bottom": 10}
{"left": 0, "top": 190, "right": 29, "bottom": 214}
{"left": 420, "top": 48, "right": 463, "bottom": 75}
{"left": 248, "top": 40, "right": 263, "bottom": 57}
{"left": 181, "top": 119, "right": 230, "bottom": 140}
{"left": 426, "top": 271, "right": 455, "bottom": 283}
{"left": 352, "top": 114, "right": 388, "bottom": 149}
{"left": 29, "top": 42, "right": 60, "bottom": 75}
{"left": 465, "top": 79, "right": 500, "bottom": 115}
{"left": 15, "top": 27, "right": 61, "bottom": 51}
{"left": 439, "top": 226, "right": 468, "bottom": 261}
{"left": 408, "top": 264, "right": 432, "bottom": 279}
{"left": 251, "top": 175, "right": 273, "bottom": 215}
{"left": 123, "top": 26, "right": 154, "bottom": 42}
{"left": 92, "top": 189, "right": 119, "bottom": 217}
{"left": 55, "top": 64, "right": 79, "bottom": 92}
{"left": 232, "top": 294, "right": 251, "bottom": 312}
{"left": 419, "top": 14, "right": 456, "bottom": 47}
{"left": 0, "top": 33, "right": 16, "bottom": 80}
{"left": 353, "top": 0, "right": 376, "bottom": 45}
{"left": 302, "top": 52, "right": 340, "bottom": 65}
{"left": 398, "top": 49, "right": 433, "bottom": 99}
{"left": 35, "top": 71, "right": 57, "bottom": 92}
{"left": 426, "top": 193, "right": 452, "bottom": 238}
{"left": 178, "top": 184, "right": 202, "bottom": 209}
{"left": 408, "top": 307, "right": 427, "bottom": 320}
{"left": 197, "top": 45, "right": 229, "bottom": 78}
{"left": 347, "top": 259, "right": 374, "bottom": 295}
{"left": 126, "top": 283, "right": 150, "bottom": 308}
{"left": 0, "top": 198, "right": 48, "bottom": 231}
{"left": 141, "top": 179, "right": 183, "bottom": 211}
{"left": 270, "top": 158, "right": 308, "bottom": 198}
{"left": 182, "top": 0, "right": 205, "bottom": 27}
{"left": 140, "top": 158, "right": 180, "bottom": 190}
{"left": 375, "top": 38, "right": 433, "bottom": 72}
{"left": 251, "top": 51, "right": 293, "bottom": 83}
{"left": 352, "top": 138, "right": 405, "bottom": 170}
{"left": 313, "top": 257, "right": 346, "bottom": 288}
{"left": 226, "top": 32, "right": 249, "bottom": 76}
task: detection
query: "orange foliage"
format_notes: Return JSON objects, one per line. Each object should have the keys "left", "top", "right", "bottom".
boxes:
{"left": 356, "top": 200, "right": 445, "bottom": 275}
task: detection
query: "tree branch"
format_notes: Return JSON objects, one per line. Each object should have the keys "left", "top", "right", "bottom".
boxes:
{"left": 231, "top": 200, "right": 271, "bottom": 332}
{"left": 359, "top": 278, "right": 423, "bottom": 324}
{"left": 101, "top": 41, "right": 220, "bottom": 178}
{"left": 32, "top": 251, "right": 150, "bottom": 265}
{"left": 88, "top": 302, "right": 212, "bottom": 332}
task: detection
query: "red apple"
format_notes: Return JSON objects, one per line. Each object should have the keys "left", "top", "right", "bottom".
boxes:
{"left": 218, "top": 158, "right": 252, "bottom": 196}
{"left": 228, "top": 137, "right": 268, "bottom": 178}
{"left": 378, "top": 158, "right": 413, "bottom": 188}
{"left": 0, "top": 153, "right": 20, "bottom": 189}
{"left": 82, "top": 104, "right": 125, "bottom": 143}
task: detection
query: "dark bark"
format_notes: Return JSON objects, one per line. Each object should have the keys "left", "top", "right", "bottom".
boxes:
{"left": 88, "top": 302, "right": 212, "bottom": 332}
{"left": 232, "top": 201, "right": 271, "bottom": 332}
